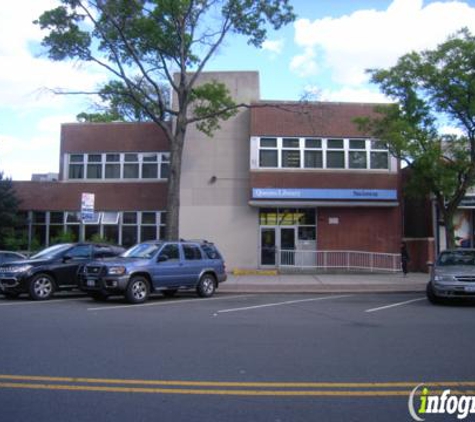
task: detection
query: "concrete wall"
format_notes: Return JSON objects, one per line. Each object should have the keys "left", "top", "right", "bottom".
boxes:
{"left": 178, "top": 72, "right": 260, "bottom": 269}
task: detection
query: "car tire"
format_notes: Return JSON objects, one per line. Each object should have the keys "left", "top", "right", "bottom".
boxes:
{"left": 426, "top": 282, "right": 442, "bottom": 305}
{"left": 125, "top": 276, "right": 149, "bottom": 304}
{"left": 29, "top": 273, "right": 55, "bottom": 301}
{"left": 196, "top": 273, "right": 216, "bottom": 298}
{"left": 162, "top": 289, "right": 178, "bottom": 298}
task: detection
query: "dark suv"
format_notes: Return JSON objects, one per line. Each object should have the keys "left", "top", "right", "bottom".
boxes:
{"left": 0, "top": 243, "right": 125, "bottom": 300}
{"left": 79, "top": 240, "right": 227, "bottom": 303}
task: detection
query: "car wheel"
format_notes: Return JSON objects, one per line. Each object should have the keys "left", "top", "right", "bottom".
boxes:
{"left": 125, "top": 276, "right": 149, "bottom": 304}
{"left": 29, "top": 273, "right": 55, "bottom": 300}
{"left": 162, "top": 289, "right": 178, "bottom": 298}
{"left": 426, "top": 282, "right": 442, "bottom": 305}
{"left": 197, "top": 273, "right": 216, "bottom": 298}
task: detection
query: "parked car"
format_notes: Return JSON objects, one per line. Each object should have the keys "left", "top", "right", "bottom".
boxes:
{"left": 0, "top": 251, "right": 26, "bottom": 264}
{"left": 79, "top": 240, "right": 227, "bottom": 303}
{"left": 0, "top": 243, "right": 125, "bottom": 300}
{"left": 427, "top": 249, "right": 475, "bottom": 304}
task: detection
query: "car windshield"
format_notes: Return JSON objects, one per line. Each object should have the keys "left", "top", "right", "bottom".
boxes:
{"left": 437, "top": 250, "right": 475, "bottom": 266}
{"left": 30, "top": 244, "right": 73, "bottom": 260}
{"left": 122, "top": 243, "right": 162, "bottom": 259}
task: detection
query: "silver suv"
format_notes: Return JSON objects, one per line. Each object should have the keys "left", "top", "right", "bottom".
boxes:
{"left": 427, "top": 249, "right": 475, "bottom": 304}
{"left": 78, "top": 240, "right": 227, "bottom": 304}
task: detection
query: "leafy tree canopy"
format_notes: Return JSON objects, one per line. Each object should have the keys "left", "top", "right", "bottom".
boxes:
{"left": 357, "top": 28, "right": 475, "bottom": 248}
{"left": 35, "top": 0, "right": 296, "bottom": 240}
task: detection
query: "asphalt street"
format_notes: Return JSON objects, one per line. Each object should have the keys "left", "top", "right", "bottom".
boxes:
{"left": 0, "top": 291, "right": 474, "bottom": 422}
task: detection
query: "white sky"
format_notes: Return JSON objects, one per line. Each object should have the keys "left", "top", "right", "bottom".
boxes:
{"left": 1, "top": 0, "right": 475, "bottom": 180}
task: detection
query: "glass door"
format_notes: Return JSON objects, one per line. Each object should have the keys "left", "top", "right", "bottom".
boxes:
{"left": 260, "top": 228, "right": 276, "bottom": 266}
{"left": 280, "top": 227, "right": 296, "bottom": 266}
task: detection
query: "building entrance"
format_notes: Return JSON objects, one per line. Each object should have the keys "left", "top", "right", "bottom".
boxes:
{"left": 259, "top": 208, "right": 316, "bottom": 267}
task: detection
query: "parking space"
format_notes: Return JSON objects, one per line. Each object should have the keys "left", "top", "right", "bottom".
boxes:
{"left": 0, "top": 290, "right": 445, "bottom": 317}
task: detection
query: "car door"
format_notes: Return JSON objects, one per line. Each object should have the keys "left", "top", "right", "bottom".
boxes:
{"left": 181, "top": 244, "right": 205, "bottom": 286}
{"left": 53, "top": 244, "right": 93, "bottom": 288}
{"left": 150, "top": 243, "right": 184, "bottom": 288}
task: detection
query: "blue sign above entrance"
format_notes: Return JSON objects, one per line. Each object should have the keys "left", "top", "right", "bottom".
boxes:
{"left": 252, "top": 188, "right": 398, "bottom": 201}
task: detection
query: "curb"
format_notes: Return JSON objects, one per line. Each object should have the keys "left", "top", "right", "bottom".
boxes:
{"left": 220, "top": 284, "right": 427, "bottom": 294}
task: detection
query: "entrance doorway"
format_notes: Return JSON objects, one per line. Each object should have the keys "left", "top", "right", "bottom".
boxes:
{"left": 260, "top": 227, "right": 296, "bottom": 266}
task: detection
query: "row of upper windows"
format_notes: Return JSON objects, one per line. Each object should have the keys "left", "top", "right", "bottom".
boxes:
{"left": 66, "top": 152, "right": 170, "bottom": 180}
{"left": 254, "top": 137, "right": 390, "bottom": 170}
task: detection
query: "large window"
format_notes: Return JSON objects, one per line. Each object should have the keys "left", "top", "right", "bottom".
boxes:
{"left": 255, "top": 137, "right": 390, "bottom": 171}
{"left": 27, "top": 211, "right": 167, "bottom": 248}
{"left": 67, "top": 152, "right": 170, "bottom": 180}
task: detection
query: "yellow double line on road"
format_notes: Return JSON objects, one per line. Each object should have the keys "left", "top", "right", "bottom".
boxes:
{"left": 0, "top": 375, "right": 475, "bottom": 397}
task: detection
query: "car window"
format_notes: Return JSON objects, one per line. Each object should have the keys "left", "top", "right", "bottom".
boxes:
{"left": 438, "top": 250, "right": 475, "bottom": 266}
{"left": 158, "top": 244, "right": 180, "bottom": 261}
{"left": 183, "top": 245, "right": 203, "bottom": 260}
{"left": 31, "top": 244, "right": 73, "bottom": 260}
{"left": 94, "top": 246, "right": 114, "bottom": 259}
{"left": 123, "top": 243, "right": 161, "bottom": 259}
{"left": 67, "top": 245, "right": 92, "bottom": 259}
{"left": 201, "top": 244, "right": 221, "bottom": 260}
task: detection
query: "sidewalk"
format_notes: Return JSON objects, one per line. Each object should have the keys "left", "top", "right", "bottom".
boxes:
{"left": 219, "top": 272, "right": 428, "bottom": 294}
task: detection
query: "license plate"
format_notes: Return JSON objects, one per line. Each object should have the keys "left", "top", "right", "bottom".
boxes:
{"left": 86, "top": 279, "right": 96, "bottom": 287}
{"left": 465, "top": 286, "right": 475, "bottom": 293}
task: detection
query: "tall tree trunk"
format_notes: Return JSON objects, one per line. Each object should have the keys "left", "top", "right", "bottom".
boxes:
{"left": 165, "top": 113, "right": 187, "bottom": 241}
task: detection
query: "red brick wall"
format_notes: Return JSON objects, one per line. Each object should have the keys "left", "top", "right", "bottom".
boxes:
{"left": 251, "top": 102, "right": 383, "bottom": 137}
{"left": 251, "top": 171, "right": 398, "bottom": 190}
{"left": 13, "top": 181, "right": 168, "bottom": 211}
{"left": 318, "top": 207, "right": 401, "bottom": 253}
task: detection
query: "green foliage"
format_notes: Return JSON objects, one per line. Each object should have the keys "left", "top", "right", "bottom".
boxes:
{"left": 89, "top": 233, "right": 114, "bottom": 244}
{"left": 51, "top": 230, "right": 76, "bottom": 245}
{"left": 190, "top": 81, "right": 239, "bottom": 136}
{"left": 35, "top": 0, "right": 296, "bottom": 240}
{"left": 359, "top": 28, "right": 475, "bottom": 247}
{"left": 0, "top": 172, "right": 22, "bottom": 249}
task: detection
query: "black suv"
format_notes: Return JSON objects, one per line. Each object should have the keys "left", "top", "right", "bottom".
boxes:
{"left": 0, "top": 243, "right": 125, "bottom": 300}
{"left": 79, "top": 240, "right": 227, "bottom": 303}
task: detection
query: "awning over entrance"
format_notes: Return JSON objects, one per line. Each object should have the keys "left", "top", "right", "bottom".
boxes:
{"left": 250, "top": 188, "right": 399, "bottom": 208}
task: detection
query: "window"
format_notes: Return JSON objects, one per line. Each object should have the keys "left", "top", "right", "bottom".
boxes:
{"left": 183, "top": 244, "right": 203, "bottom": 260}
{"left": 304, "top": 138, "right": 323, "bottom": 169}
{"left": 282, "top": 138, "right": 300, "bottom": 168}
{"left": 69, "top": 154, "right": 84, "bottom": 179}
{"left": 349, "top": 139, "right": 367, "bottom": 169}
{"left": 67, "top": 245, "right": 92, "bottom": 259}
{"left": 159, "top": 244, "right": 179, "bottom": 261}
{"left": 259, "top": 137, "right": 278, "bottom": 167}
{"left": 105, "top": 154, "right": 121, "bottom": 179}
{"left": 142, "top": 153, "right": 158, "bottom": 179}
{"left": 86, "top": 154, "right": 102, "bottom": 179}
{"left": 326, "top": 139, "right": 345, "bottom": 169}
{"left": 255, "top": 137, "right": 389, "bottom": 170}
{"left": 370, "top": 140, "right": 389, "bottom": 169}
{"left": 67, "top": 152, "right": 170, "bottom": 180}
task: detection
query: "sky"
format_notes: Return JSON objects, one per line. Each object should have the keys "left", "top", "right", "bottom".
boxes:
{"left": 1, "top": 0, "right": 475, "bottom": 180}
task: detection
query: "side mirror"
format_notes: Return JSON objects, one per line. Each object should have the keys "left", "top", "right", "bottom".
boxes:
{"left": 158, "top": 255, "right": 169, "bottom": 263}
{"left": 63, "top": 255, "right": 73, "bottom": 263}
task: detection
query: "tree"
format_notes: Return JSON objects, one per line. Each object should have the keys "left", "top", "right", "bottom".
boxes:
{"left": 357, "top": 28, "right": 475, "bottom": 249}
{"left": 0, "top": 172, "right": 21, "bottom": 249}
{"left": 35, "top": 0, "right": 296, "bottom": 240}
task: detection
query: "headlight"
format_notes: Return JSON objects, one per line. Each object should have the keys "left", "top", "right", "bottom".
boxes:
{"left": 434, "top": 274, "right": 454, "bottom": 282}
{"left": 9, "top": 265, "right": 33, "bottom": 274}
{"left": 107, "top": 266, "right": 126, "bottom": 275}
